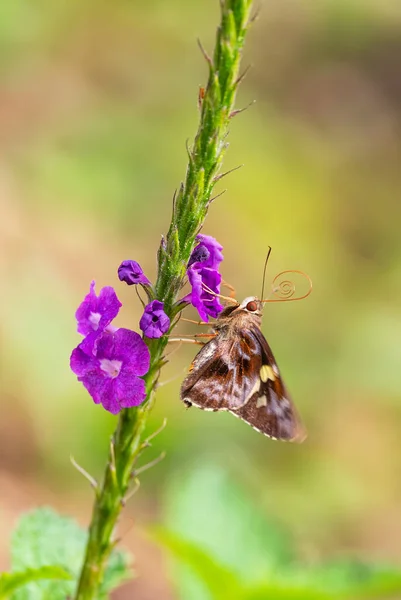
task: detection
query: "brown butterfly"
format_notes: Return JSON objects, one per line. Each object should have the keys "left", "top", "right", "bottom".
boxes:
{"left": 180, "top": 261, "right": 311, "bottom": 442}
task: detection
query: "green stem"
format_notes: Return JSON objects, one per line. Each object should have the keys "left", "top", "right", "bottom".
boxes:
{"left": 74, "top": 1, "right": 253, "bottom": 598}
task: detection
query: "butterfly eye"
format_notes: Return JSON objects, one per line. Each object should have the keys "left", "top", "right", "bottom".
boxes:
{"left": 246, "top": 301, "right": 258, "bottom": 312}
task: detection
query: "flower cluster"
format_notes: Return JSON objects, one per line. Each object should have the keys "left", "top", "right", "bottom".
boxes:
{"left": 71, "top": 235, "right": 224, "bottom": 413}
{"left": 117, "top": 234, "right": 224, "bottom": 324}
{"left": 70, "top": 283, "right": 150, "bottom": 414}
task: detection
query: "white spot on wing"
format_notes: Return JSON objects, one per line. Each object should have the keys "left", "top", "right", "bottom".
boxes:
{"left": 241, "top": 378, "right": 260, "bottom": 406}
{"left": 256, "top": 395, "right": 267, "bottom": 408}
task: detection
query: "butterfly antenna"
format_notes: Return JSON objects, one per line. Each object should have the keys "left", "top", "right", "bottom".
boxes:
{"left": 262, "top": 269, "right": 313, "bottom": 303}
{"left": 261, "top": 246, "right": 272, "bottom": 300}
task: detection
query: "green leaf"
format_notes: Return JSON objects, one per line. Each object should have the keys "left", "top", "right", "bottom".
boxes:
{"left": 10, "top": 507, "right": 133, "bottom": 599}
{"left": 150, "top": 527, "right": 245, "bottom": 600}
{"left": 162, "top": 463, "right": 295, "bottom": 600}
{"left": 151, "top": 529, "right": 342, "bottom": 600}
{"left": 241, "top": 583, "right": 338, "bottom": 600}
{"left": 302, "top": 560, "right": 401, "bottom": 598}
{"left": 0, "top": 567, "right": 72, "bottom": 599}
{"left": 100, "top": 550, "right": 134, "bottom": 598}
{"left": 164, "top": 463, "right": 295, "bottom": 582}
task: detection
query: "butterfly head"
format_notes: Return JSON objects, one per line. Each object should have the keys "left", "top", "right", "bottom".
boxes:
{"left": 239, "top": 296, "right": 263, "bottom": 316}
{"left": 218, "top": 296, "right": 263, "bottom": 324}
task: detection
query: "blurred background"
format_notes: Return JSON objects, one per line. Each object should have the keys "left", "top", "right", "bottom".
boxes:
{"left": 1, "top": 0, "right": 401, "bottom": 598}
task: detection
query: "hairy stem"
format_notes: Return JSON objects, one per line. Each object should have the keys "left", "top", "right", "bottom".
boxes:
{"left": 74, "top": 1, "right": 253, "bottom": 597}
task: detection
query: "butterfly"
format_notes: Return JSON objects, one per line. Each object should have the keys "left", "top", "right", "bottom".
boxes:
{"left": 180, "top": 279, "right": 310, "bottom": 442}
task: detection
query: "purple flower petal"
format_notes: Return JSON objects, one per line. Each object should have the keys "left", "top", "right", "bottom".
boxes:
{"left": 139, "top": 300, "right": 170, "bottom": 339}
{"left": 70, "top": 344, "right": 98, "bottom": 377}
{"left": 188, "top": 234, "right": 223, "bottom": 271}
{"left": 107, "top": 328, "right": 151, "bottom": 376}
{"left": 83, "top": 372, "right": 113, "bottom": 407}
{"left": 75, "top": 281, "right": 122, "bottom": 336}
{"left": 71, "top": 341, "right": 111, "bottom": 406}
{"left": 118, "top": 260, "right": 151, "bottom": 286}
{"left": 78, "top": 330, "right": 101, "bottom": 356}
{"left": 113, "top": 372, "right": 146, "bottom": 408}
{"left": 96, "top": 380, "right": 121, "bottom": 414}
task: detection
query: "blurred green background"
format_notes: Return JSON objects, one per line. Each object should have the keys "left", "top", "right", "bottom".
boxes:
{"left": 1, "top": 0, "right": 401, "bottom": 598}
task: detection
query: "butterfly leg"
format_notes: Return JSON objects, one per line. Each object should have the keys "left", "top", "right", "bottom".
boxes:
{"left": 222, "top": 280, "right": 236, "bottom": 299}
{"left": 168, "top": 332, "right": 216, "bottom": 346}
{"left": 158, "top": 366, "right": 189, "bottom": 386}
{"left": 168, "top": 334, "right": 215, "bottom": 346}
{"left": 168, "top": 339, "right": 204, "bottom": 345}
{"left": 163, "top": 339, "right": 184, "bottom": 358}
{"left": 180, "top": 317, "right": 210, "bottom": 326}
{"left": 178, "top": 333, "right": 216, "bottom": 339}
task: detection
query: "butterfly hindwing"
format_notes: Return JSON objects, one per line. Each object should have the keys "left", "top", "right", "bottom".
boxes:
{"left": 229, "top": 327, "right": 306, "bottom": 442}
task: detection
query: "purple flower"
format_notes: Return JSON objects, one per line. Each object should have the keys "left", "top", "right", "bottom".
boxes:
{"left": 140, "top": 300, "right": 170, "bottom": 339}
{"left": 118, "top": 260, "right": 151, "bottom": 286}
{"left": 75, "top": 281, "right": 122, "bottom": 336}
{"left": 70, "top": 328, "right": 150, "bottom": 414}
{"left": 185, "top": 234, "right": 224, "bottom": 321}
{"left": 187, "top": 267, "right": 224, "bottom": 321}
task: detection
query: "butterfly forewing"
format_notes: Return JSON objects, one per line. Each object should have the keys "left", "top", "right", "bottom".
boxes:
{"left": 181, "top": 333, "right": 264, "bottom": 411}
{"left": 180, "top": 299, "right": 306, "bottom": 442}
